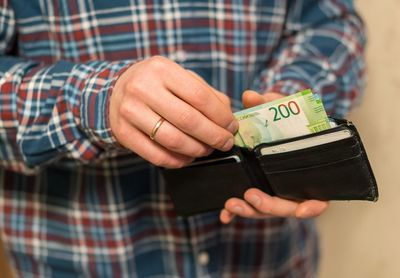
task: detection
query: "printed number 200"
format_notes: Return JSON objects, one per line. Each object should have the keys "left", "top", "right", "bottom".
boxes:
{"left": 268, "top": 101, "right": 300, "bottom": 121}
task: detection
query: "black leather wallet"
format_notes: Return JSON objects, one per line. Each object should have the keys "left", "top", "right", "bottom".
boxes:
{"left": 162, "top": 119, "right": 378, "bottom": 216}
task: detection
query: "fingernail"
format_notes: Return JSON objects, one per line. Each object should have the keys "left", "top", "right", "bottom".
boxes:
{"left": 227, "top": 120, "right": 239, "bottom": 134}
{"left": 248, "top": 194, "right": 261, "bottom": 207}
{"left": 232, "top": 206, "right": 243, "bottom": 214}
{"left": 222, "top": 138, "right": 234, "bottom": 151}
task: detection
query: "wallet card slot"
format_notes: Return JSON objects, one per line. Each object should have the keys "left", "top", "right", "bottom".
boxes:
{"left": 258, "top": 136, "right": 360, "bottom": 172}
{"left": 263, "top": 154, "right": 362, "bottom": 174}
{"left": 254, "top": 123, "right": 351, "bottom": 152}
{"left": 187, "top": 155, "right": 241, "bottom": 167}
{"left": 258, "top": 135, "right": 358, "bottom": 160}
{"left": 258, "top": 128, "right": 353, "bottom": 155}
{"left": 263, "top": 154, "right": 376, "bottom": 201}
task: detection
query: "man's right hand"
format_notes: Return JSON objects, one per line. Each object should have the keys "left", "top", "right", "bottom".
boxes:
{"left": 109, "top": 56, "right": 238, "bottom": 168}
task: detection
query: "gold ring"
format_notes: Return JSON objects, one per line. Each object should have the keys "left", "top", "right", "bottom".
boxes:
{"left": 150, "top": 118, "right": 165, "bottom": 140}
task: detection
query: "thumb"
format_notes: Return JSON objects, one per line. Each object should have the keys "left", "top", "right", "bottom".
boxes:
{"left": 242, "top": 90, "right": 266, "bottom": 108}
{"left": 242, "top": 90, "right": 285, "bottom": 108}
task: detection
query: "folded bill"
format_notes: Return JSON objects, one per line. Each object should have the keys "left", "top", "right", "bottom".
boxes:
{"left": 234, "top": 89, "right": 331, "bottom": 148}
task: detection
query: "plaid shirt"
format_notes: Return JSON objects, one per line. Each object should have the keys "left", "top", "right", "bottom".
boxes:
{"left": 0, "top": 0, "right": 365, "bottom": 277}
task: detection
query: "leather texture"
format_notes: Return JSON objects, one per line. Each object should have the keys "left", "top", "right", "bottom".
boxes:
{"left": 162, "top": 119, "right": 379, "bottom": 216}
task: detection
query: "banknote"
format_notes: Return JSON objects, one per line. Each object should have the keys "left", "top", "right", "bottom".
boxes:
{"left": 234, "top": 89, "right": 331, "bottom": 148}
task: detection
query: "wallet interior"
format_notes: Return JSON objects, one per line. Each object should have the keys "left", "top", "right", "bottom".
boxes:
{"left": 162, "top": 119, "right": 378, "bottom": 216}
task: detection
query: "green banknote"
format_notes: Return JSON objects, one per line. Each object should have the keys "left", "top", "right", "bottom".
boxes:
{"left": 234, "top": 89, "right": 331, "bottom": 148}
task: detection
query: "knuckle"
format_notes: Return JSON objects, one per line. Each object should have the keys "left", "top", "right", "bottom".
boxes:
{"left": 210, "top": 133, "right": 228, "bottom": 149}
{"left": 222, "top": 114, "right": 235, "bottom": 129}
{"left": 151, "top": 154, "right": 170, "bottom": 167}
{"left": 125, "top": 79, "right": 145, "bottom": 95}
{"left": 118, "top": 101, "right": 131, "bottom": 118}
{"left": 114, "top": 124, "right": 130, "bottom": 141}
{"left": 153, "top": 155, "right": 187, "bottom": 169}
{"left": 195, "top": 146, "right": 213, "bottom": 157}
{"left": 147, "top": 55, "right": 169, "bottom": 72}
{"left": 190, "top": 85, "right": 209, "bottom": 108}
{"left": 219, "top": 92, "right": 231, "bottom": 106}
{"left": 216, "top": 108, "right": 235, "bottom": 127}
{"left": 260, "top": 205, "right": 272, "bottom": 215}
{"left": 247, "top": 209, "right": 258, "bottom": 217}
{"left": 173, "top": 159, "right": 190, "bottom": 169}
{"left": 163, "top": 133, "right": 185, "bottom": 151}
{"left": 177, "top": 108, "right": 195, "bottom": 129}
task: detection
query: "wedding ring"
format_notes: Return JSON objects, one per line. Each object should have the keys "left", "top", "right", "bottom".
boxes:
{"left": 150, "top": 118, "right": 165, "bottom": 140}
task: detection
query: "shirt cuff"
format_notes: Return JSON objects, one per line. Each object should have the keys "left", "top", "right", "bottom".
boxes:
{"left": 78, "top": 60, "right": 132, "bottom": 149}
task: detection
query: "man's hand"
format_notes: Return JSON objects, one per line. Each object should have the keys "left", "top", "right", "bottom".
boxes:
{"left": 109, "top": 56, "right": 238, "bottom": 168}
{"left": 220, "top": 90, "right": 329, "bottom": 224}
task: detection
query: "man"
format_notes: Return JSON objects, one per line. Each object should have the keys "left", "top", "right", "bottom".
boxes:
{"left": 0, "top": 0, "right": 365, "bottom": 277}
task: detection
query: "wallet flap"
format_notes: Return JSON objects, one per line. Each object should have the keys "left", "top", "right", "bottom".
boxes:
{"left": 162, "top": 147, "right": 268, "bottom": 216}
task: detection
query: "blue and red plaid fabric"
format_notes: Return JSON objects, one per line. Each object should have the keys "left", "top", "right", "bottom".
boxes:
{"left": 0, "top": 0, "right": 365, "bottom": 277}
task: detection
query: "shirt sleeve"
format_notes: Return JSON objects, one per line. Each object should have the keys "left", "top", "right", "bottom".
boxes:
{"left": 0, "top": 2, "right": 132, "bottom": 174}
{"left": 253, "top": 0, "right": 366, "bottom": 117}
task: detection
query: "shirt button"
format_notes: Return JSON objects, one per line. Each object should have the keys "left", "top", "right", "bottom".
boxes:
{"left": 197, "top": 251, "right": 210, "bottom": 266}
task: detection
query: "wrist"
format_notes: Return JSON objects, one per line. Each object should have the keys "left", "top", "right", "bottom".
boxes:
{"left": 79, "top": 60, "right": 133, "bottom": 149}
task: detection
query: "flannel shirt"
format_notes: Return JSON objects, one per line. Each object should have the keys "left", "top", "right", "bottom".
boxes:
{"left": 0, "top": 0, "right": 365, "bottom": 277}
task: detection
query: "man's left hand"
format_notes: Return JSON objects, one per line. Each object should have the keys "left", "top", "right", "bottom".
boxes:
{"left": 220, "top": 90, "right": 329, "bottom": 224}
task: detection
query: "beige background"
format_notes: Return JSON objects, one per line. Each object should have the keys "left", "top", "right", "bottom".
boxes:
{"left": 317, "top": 0, "right": 400, "bottom": 277}
{"left": 1, "top": 1, "right": 399, "bottom": 277}
{"left": 0, "top": 239, "right": 12, "bottom": 277}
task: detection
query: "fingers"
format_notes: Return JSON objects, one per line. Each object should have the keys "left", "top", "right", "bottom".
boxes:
{"left": 221, "top": 188, "right": 329, "bottom": 224}
{"left": 186, "top": 70, "right": 232, "bottom": 107}
{"left": 140, "top": 88, "right": 236, "bottom": 151}
{"left": 224, "top": 197, "right": 269, "bottom": 219}
{"left": 160, "top": 59, "right": 237, "bottom": 131}
{"left": 120, "top": 97, "right": 214, "bottom": 157}
{"left": 295, "top": 200, "right": 329, "bottom": 218}
{"left": 219, "top": 209, "right": 236, "bottom": 224}
{"left": 242, "top": 90, "right": 266, "bottom": 108}
{"left": 114, "top": 117, "right": 194, "bottom": 168}
{"left": 243, "top": 189, "right": 299, "bottom": 217}
{"left": 243, "top": 188, "right": 328, "bottom": 218}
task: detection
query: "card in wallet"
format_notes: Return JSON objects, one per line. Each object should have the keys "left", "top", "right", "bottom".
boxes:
{"left": 162, "top": 119, "right": 379, "bottom": 216}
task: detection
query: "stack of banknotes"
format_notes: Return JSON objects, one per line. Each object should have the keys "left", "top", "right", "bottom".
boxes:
{"left": 234, "top": 89, "right": 332, "bottom": 148}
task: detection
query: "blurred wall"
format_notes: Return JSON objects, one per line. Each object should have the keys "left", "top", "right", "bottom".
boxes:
{"left": 0, "top": 238, "right": 12, "bottom": 278}
{"left": 317, "top": 0, "right": 400, "bottom": 277}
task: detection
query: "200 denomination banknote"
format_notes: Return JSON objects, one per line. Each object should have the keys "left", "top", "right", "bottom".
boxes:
{"left": 234, "top": 89, "right": 331, "bottom": 148}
